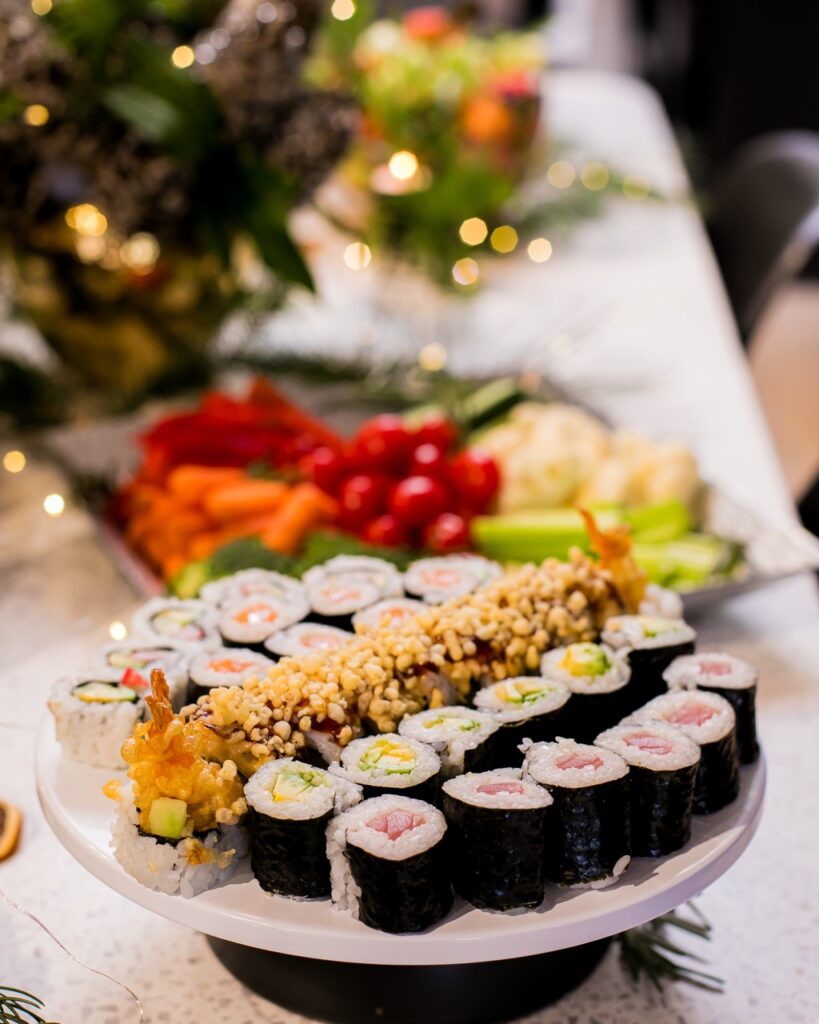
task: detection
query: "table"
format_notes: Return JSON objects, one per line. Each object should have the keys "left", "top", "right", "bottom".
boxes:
{"left": 1, "top": 69, "right": 818, "bottom": 1023}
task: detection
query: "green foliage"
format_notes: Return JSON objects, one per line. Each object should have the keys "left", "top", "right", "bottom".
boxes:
{"left": 293, "top": 530, "right": 415, "bottom": 575}
{"left": 0, "top": 987, "right": 47, "bottom": 1024}
{"left": 617, "top": 903, "right": 724, "bottom": 993}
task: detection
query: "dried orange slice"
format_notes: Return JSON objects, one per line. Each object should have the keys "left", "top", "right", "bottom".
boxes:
{"left": 0, "top": 800, "right": 22, "bottom": 860}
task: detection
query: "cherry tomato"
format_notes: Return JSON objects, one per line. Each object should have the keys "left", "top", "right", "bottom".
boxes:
{"left": 298, "top": 446, "right": 347, "bottom": 493}
{"left": 389, "top": 475, "right": 450, "bottom": 528}
{"left": 413, "top": 412, "right": 458, "bottom": 452}
{"left": 351, "top": 415, "right": 413, "bottom": 473}
{"left": 362, "top": 514, "right": 408, "bottom": 548}
{"left": 338, "top": 473, "right": 391, "bottom": 528}
{"left": 423, "top": 512, "right": 471, "bottom": 552}
{"left": 408, "top": 443, "right": 449, "bottom": 480}
{"left": 449, "top": 449, "right": 500, "bottom": 512}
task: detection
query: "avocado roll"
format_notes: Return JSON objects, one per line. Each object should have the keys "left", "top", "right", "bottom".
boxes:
{"left": 474, "top": 677, "right": 572, "bottom": 767}
{"left": 627, "top": 691, "right": 739, "bottom": 814}
{"left": 132, "top": 598, "right": 220, "bottom": 648}
{"left": 48, "top": 674, "right": 144, "bottom": 768}
{"left": 332, "top": 735, "right": 442, "bottom": 804}
{"left": 442, "top": 768, "right": 553, "bottom": 911}
{"left": 664, "top": 652, "right": 759, "bottom": 763}
{"left": 523, "top": 739, "right": 631, "bottom": 888}
{"left": 200, "top": 568, "right": 306, "bottom": 608}
{"left": 327, "top": 795, "right": 452, "bottom": 933}
{"left": 601, "top": 615, "right": 696, "bottom": 711}
{"left": 541, "top": 642, "right": 631, "bottom": 743}
{"left": 398, "top": 706, "right": 499, "bottom": 776}
{"left": 353, "top": 598, "right": 426, "bottom": 633}
{"left": 244, "top": 760, "right": 361, "bottom": 899}
{"left": 595, "top": 722, "right": 700, "bottom": 857}
{"left": 264, "top": 622, "right": 353, "bottom": 660}
{"left": 218, "top": 593, "right": 309, "bottom": 650}
{"left": 404, "top": 554, "right": 500, "bottom": 604}
{"left": 186, "top": 647, "right": 273, "bottom": 705}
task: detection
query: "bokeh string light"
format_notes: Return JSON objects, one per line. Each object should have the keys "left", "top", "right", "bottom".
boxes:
{"left": 418, "top": 342, "right": 447, "bottom": 372}
{"left": 388, "top": 150, "right": 420, "bottom": 181}
{"left": 452, "top": 257, "right": 479, "bottom": 286}
{"left": 66, "top": 204, "right": 108, "bottom": 237}
{"left": 3, "top": 451, "right": 26, "bottom": 473}
{"left": 547, "top": 160, "right": 576, "bottom": 190}
{"left": 331, "top": 0, "right": 356, "bottom": 20}
{"left": 490, "top": 225, "right": 518, "bottom": 254}
{"left": 459, "top": 218, "right": 488, "bottom": 246}
{"left": 343, "top": 241, "right": 372, "bottom": 270}
{"left": 527, "top": 237, "right": 552, "bottom": 263}
{"left": 43, "top": 494, "right": 65, "bottom": 518}
{"left": 109, "top": 621, "right": 128, "bottom": 641}
{"left": 580, "top": 161, "right": 610, "bottom": 191}
{"left": 23, "top": 104, "right": 49, "bottom": 126}
{"left": 31, "top": 0, "right": 52, "bottom": 13}
{"left": 171, "top": 45, "right": 195, "bottom": 69}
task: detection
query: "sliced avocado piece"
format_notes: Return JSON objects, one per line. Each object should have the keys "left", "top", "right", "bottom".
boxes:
{"left": 271, "top": 771, "right": 313, "bottom": 801}
{"left": 171, "top": 559, "right": 211, "bottom": 599}
{"left": 73, "top": 681, "right": 138, "bottom": 704}
{"left": 148, "top": 797, "right": 188, "bottom": 840}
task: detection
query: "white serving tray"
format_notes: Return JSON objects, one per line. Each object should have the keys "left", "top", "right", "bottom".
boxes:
{"left": 37, "top": 722, "right": 765, "bottom": 966}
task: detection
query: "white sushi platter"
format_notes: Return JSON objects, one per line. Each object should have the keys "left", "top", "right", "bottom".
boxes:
{"left": 36, "top": 722, "right": 765, "bottom": 967}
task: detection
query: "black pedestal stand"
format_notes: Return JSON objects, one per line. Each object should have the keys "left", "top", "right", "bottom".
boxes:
{"left": 207, "top": 936, "right": 610, "bottom": 1024}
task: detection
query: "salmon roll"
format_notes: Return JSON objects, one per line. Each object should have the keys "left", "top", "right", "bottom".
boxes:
{"left": 541, "top": 642, "right": 631, "bottom": 743}
{"left": 602, "top": 615, "right": 696, "bottom": 711}
{"left": 304, "top": 556, "right": 404, "bottom": 629}
{"left": 264, "top": 622, "right": 353, "bottom": 660}
{"left": 218, "top": 593, "right": 309, "bottom": 650}
{"left": 474, "top": 677, "right": 572, "bottom": 767}
{"left": 352, "top": 598, "right": 426, "bottom": 633}
{"left": 186, "top": 648, "right": 273, "bottom": 705}
{"left": 404, "top": 555, "right": 500, "bottom": 604}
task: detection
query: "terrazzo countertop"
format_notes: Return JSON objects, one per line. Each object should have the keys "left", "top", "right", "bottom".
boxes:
{"left": 1, "top": 69, "right": 818, "bottom": 1023}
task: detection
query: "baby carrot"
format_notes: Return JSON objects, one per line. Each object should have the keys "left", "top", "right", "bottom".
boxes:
{"left": 166, "top": 465, "right": 244, "bottom": 502}
{"left": 261, "top": 483, "right": 339, "bottom": 554}
{"left": 203, "top": 478, "right": 289, "bottom": 523}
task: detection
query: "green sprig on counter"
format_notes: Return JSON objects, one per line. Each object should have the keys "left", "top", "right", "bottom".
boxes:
{"left": 617, "top": 903, "right": 723, "bottom": 993}
{"left": 0, "top": 987, "right": 47, "bottom": 1024}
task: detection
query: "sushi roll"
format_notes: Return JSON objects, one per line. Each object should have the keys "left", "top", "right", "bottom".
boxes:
{"left": 404, "top": 555, "right": 500, "bottom": 604}
{"left": 218, "top": 593, "right": 309, "bottom": 650}
{"left": 398, "top": 707, "right": 499, "bottom": 776}
{"left": 442, "top": 768, "right": 553, "bottom": 911}
{"left": 601, "top": 615, "right": 696, "bottom": 711}
{"left": 186, "top": 648, "right": 273, "bottom": 705}
{"left": 638, "top": 583, "right": 684, "bottom": 619}
{"left": 264, "top": 622, "right": 353, "bottom": 660}
{"left": 199, "top": 569, "right": 306, "bottom": 608}
{"left": 541, "top": 642, "right": 631, "bottom": 743}
{"left": 664, "top": 652, "right": 759, "bottom": 763}
{"left": 595, "top": 722, "right": 700, "bottom": 857}
{"left": 92, "top": 641, "right": 190, "bottom": 708}
{"left": 304, "top": 556, "right": 404, "bottom": 628}
{"left": 244, "top": 759, "right": 361, "bottom": 899}
{"left": 48, "top": 674, "right": 144, "bottom": 768}
{"left": 332, "top": 735, "right": 442, "bottom": 804}
{"left": 327, "top": 795, "right": 452, "bottom": 933}
{"left": 523, "top": 739, "right": 631, "bottom": 888}
{"left": 132, "top": 598, "right": 220, "bottom": 648}
{"left": 474, "top": 677, "right": 572, "bottom": 767}
{"left": 627, "top": 691, "right": 739, "bottom": 814}
{"left": 352, "top": 598, "right": 426, "bottom": 633}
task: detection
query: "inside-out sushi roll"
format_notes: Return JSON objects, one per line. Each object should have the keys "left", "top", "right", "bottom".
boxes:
{"left": 200, "top": 569, "right": 306, "bottom": 608}
{"left": 627, "top": 691, "right": 739, "bottom": 814}
{"left": 48, "top": 674, "right": 144, "bottom": 768}
{"left": 303, "top": 556, "right": 404, "bottom": 628}
{"left": 398, "top": 706, "right": 499, "bottom": 776}
{"left": 352, "top": 598, "right": 426, "bottom": 633}
{"left": 523, "top": 739, "right": 631, "bottom": 888}
{"left": 327, "top": 795, "right": 452, "bottom": 932}
{"left": 602, "top": 615, "right": 696, "bottom": 711}
{"left": 442, "top": 768, "right": 553, "bottom": 911}
{"left": 332, "top": 735, "right": 441, "bottom": 804}
{"left": 92, "top": 641, "right": 190, "bottom": 708}
{"left": 595, "top": 722, "right": 700, "bottom": 857}
{"left": 186, "top": 648, "right": 273, "bottom": 706}
{"left": 132, "top": 598, "right": 220, "bottom": 647}
{"left": 264, "top": 622, "right": 353, "bottom": 660}
{"left": 664, "top": 652, "right": 759, "bottom": 764}
{"left": 474, "top": 677, "right": 572, "bottom": 767}
{"left": 404, "top": 555, "right": 499, "bottom": 604}
{"left": 541, "top": 643, "right": 631, "bottom": 743}
{"left": 218, "top": 593, "right": 309, "bottom": 650}
{"left": 244, "top": 759, "right": 361, "bottom": 899}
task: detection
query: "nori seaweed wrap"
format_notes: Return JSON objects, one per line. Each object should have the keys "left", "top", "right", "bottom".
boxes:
{"left": 218, "top": 594, "right": 309, "bottom": 651}
{"left": 541, "top": 643, "right": 632, "bottom": 743}
{"left": 602, "top": 616, "right": 696, "bottom": 711}
{"left": 331, "top": 735, "right": 442, "bottom": 805}
{"left": 244, "top": 760, "right": 361, "bottom": 898}
{"left": 442, "top": 769, "right": 553, "bottom": 911}
{"left": 186, "top": 647, "right": 273, "bottom": 706}
{"left": 595, "top": 722, "right": 700, "bottom": 856}
{"left": 474, "top": 677, "right": 572, "bottom": 768}
{"left": 398, "top": 706, "right": 499, "bottom": 777}
{"left": 328, "top": 795, "right": 452, "bottom": 933}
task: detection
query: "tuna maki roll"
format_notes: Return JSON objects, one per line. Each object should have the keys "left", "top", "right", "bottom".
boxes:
{"left": 541, "top": 643, "right": 631, "bottom": 743}
{"left": 602, "top": 615, "right": 696, "bottom": 711}
{"left": 332, "top": 736, "right": 441, "bottom": 804}
{"left": 352, "top": 598, "right": 426, "bottom": 633}
{"left": 186, "top": 648, "right": 272, "bottom": 705}
{"left": 218, "top": 593, "right": 309, "bottom": 650}
{"left": 474, "top": 677, "right": 572, "bottom": 767}
{"left": 523, "top": 739, "right": 631, "bottom": 888}
{"left": 398, "top": 707, "right": 499, "bottom": 776}
{"left": 664, "top": 652, "right": 759, "bottom": 763}
{"left": 48, "top": 674, "right": 144, "bottom": 768}
{"left": 595, "top": 722, "right": 700, "bottom": 857}
{"left": 627, "top": 691, "right": 739, "bottom": 814}
{"left": 442, "top": 768, "right": 553, "bottom": 911}
{"left": 404, "top": 555, "right": 500, "bottom": 604}
{"left": 200, "top": 569, "right": 306, "bottom": 608}
{"left": 327, "top": 795, "right": 452, "bottom": 933}
{"left": 132, "top": 598, "right": 220, "bottom": 648}
{"left": 264, "top": 623, "right": 353, "bottom": 660}
{"left": 244, "top": 760, "right": 361, "bottom": 899}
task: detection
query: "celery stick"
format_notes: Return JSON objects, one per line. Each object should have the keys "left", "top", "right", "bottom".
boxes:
{"left": 472, "top": 509, "right": 622, "bottom": 562}
{"left": 624, "top": 500, "right": 693, "bottom": 542}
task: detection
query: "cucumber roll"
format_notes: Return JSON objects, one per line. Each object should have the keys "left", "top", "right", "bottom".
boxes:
{"left": 352, "top": 598, "right": 426, "bottom": 633}
{"left": 244, "top": 760, "right": 361, "bottom": 899}
{"left": 186, "top": 648, "right": 273, "bottom": 706}
{"left": 332, "top": 735, "right": 442, "bottom": 804}
{"left": 523, "top": 740, "right": 631, "bottom": 888}
{"left": 327, "top": 795, "right": 452, "bottom": 933}
{"left": 442, "top": 768, "right": 553, "bottom": 911}
{"left": 541, "top": 643, "right": 631, "bottom": 743}
{"left": 132, "top": 598, "right": 220, "bottom": 648}
{"left": 218, "top": 593, "right": 309, "bottom": 650}
{"left": 264, "top": 622, "right": 353, "bottom": 660}
{"left": 474, "top": 677, "right": 572, "bottom": 767}
{"left": 404, "top": 554, "right": 500, "bottom": 604}
{"left": 200, "top": 568, "right": 306, "bottom": 608}
{"left": 93, "top": 641, "right": 190, "bottom": 708}
{"left": 48, "top": 674, "right": 144, "bottom": 768}
{"left": 664, "top": 652, "right": 759, "bottom": 763}
{"left": 601, "top": 615, "right": 696, "bottom": 711}
{"left": 627, "top": 691, "right": 739, "bottom": 814}
{"left": 398, "top": 707, "right": 499, "bottom": 776}
{"left": 595, "top": 722, "right": 700, "bottom": 857}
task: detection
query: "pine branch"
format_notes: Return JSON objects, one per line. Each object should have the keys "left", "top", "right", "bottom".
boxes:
{"left": 0, "top": 987, "right": 47, "bottom": 1024}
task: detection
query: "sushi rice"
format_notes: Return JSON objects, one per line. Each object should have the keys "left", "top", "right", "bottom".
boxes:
{"left": 132, "top": 598, "right": 220, "bottom": 647}
{"left": 48, "top": 675, "right": 143, "bottom": 769}
{"left": 398, "top": 706, "right": 499, "bottom": 775}
{"left": 199, "top": 569, "right": 307, "bottom": 608}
